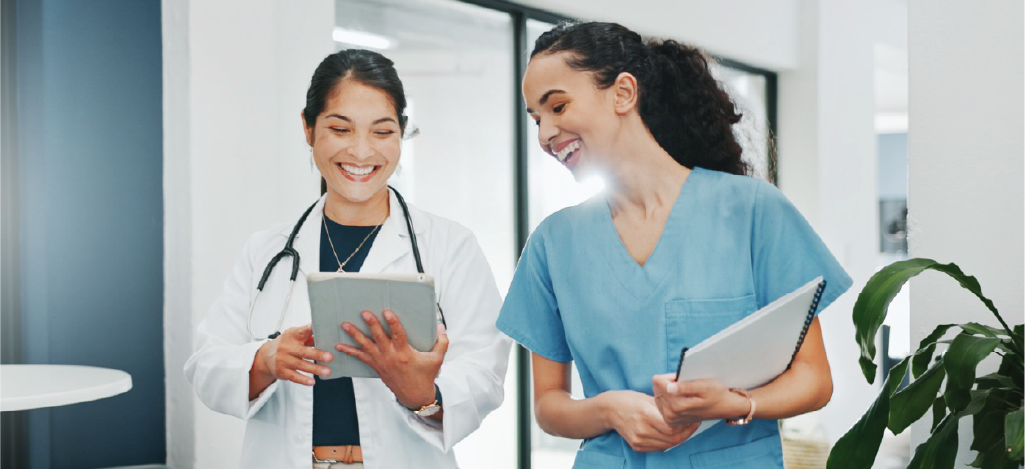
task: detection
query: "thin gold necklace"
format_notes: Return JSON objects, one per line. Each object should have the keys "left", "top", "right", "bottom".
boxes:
{"left": 323, "top": 212, "right": 386, "bottom": 272}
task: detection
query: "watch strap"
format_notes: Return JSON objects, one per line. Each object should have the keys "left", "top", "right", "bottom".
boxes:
{"left": 724, "top": 388, "right": 756, "bottom": 425}
{"left": 410, "top": 383, "right": 442, "bottom": 416}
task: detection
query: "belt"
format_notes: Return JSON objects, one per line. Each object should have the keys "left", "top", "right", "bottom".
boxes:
{"left": 313, "top": 445, "right": 363, "bottom": 464}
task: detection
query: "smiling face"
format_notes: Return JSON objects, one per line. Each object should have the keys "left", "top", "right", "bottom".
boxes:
{"left": 304, "top": 78, "right": 402, "bottom": 210}
{"left": 523, "top": 52, "right": 621, "bottom": 178}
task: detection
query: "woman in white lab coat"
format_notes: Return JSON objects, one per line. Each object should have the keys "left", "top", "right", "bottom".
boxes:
{"left": 184, "top": 49, "right": 510, "bottom": 469}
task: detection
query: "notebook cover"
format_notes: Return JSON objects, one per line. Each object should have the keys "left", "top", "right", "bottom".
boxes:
{"left": 674, "top": 276, "right": 826, "bottom": 437}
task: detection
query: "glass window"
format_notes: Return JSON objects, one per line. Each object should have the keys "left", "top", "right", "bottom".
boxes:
{"left": 335, "top": 1, "right": 517, "bottom": 467}
{"left": 523, "top": 18, "right": 594, "bottom": 469}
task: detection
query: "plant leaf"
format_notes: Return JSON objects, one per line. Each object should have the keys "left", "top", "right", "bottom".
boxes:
{"left": 971, "top": 389, "right": 1014, "bottom": 456}
{"left": 1006, "top": 408, "right": 1024, "bottom": 461}
{"left": 907, "top": 412, "right": 960, "bottom": 469}
{"left": 997, "top": 342, "right": 1024, "bottom": 390}
{"left": 943, "top": 333, "right": 1001, "bottom": 411}
{"left": 853, "top": 259, "right": 1020, "bottom": 385}
{"left": 978, "top": 371, "right": 1017, "bottom": 390}
{"left": 913, "top": 324, "right": 954, "bottom": 378}
{"left": 969, "top": 446, "right": 1021, "bottom": 469}
{"left": 931, "top": 395, "right": 947, "bottom": 432}
{"left": 935, "top": 266, "right": 1023, "bottom": 358}
{"left": 854, "top": 259, "right": 939, "bottom": 384}
{"left": 889, "top": 357, "right": 946, "bottom": 434}
{"left": 969, "top": 387, "right": 1022, "bottom": 468}
{"left": 1011, "top": 324, "right": 1024, "bottom": 358}
{"left": 826, "top": 357, "right": 909, "bottom": 469}
{"left": 960, "top": 322, "right": 1005, "bottom": 338}
{"left": 963, "top": 389, "right": 992, "bottom": 416}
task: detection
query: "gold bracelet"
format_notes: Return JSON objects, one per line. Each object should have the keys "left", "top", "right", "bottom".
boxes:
{"left": 724, "top": 388, "right": 756, "bottom": 425}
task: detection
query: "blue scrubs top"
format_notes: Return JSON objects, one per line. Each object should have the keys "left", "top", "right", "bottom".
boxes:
{"left": 497, "top": 168, "right": 852, "bottom": 469}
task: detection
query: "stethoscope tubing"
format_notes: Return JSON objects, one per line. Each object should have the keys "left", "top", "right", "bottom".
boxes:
{"left": 246, "top": 186, "right": 442, "bottom": 341}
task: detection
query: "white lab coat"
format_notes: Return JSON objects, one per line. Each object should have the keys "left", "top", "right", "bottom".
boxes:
{"left": 184, "top": 192, "right": 511, "bottom": 468}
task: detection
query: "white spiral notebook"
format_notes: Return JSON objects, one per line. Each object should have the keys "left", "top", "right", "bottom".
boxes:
{"left": 673, "top": 276, "right": 827, "bottom": 438}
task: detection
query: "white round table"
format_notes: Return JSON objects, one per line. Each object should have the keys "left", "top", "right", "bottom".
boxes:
{"left": 1, "top": 364, "right": 133, "bottom": 411}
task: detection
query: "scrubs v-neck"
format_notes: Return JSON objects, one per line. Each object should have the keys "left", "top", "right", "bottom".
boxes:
{"left": 497, "top": 168, "right": 852, "bottom": 469}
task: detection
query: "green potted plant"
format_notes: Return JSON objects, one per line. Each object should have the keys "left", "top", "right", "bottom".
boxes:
{"left": 826, "top": 258, "right": 1023, "bottom": 469}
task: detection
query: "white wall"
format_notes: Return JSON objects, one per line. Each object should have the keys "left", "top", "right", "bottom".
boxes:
{"left": 907, "top": 0, "right": 1024, "bottom": 464}
{"left": 162, "top": 1, "right": 334, "bottom": 467}
{"left": 776, "top": 0, "right": 882, "bottom": 444}
{"left": 515, "top": 0, "right": 799, "bottom": 70}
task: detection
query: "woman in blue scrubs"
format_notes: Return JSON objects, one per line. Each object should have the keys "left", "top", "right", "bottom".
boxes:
{"left": 496, "top": 22, "right": 853, "bottom": 468}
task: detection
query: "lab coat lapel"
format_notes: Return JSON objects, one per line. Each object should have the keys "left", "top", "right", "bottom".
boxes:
{"left": 284, "top": 196, "right": 325, "bottom": 324}
{"left": 294, "top": 196, "right": 325, "bottom": 278}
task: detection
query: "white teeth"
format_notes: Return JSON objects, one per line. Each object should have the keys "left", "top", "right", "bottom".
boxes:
{"left": 340, "top": 164, "right": 374, "bottom": 176}
{"left": 555, "top": 141, "right": 581, "bottom": 162}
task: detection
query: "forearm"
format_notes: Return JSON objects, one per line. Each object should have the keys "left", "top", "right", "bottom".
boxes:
{"left": 535, "top": 388, "right": 614, "bottom": 439}
{"left": 748, "top": 319, "right": 833, "bottom": 420}
{"left": 748, "top": 358, "right": 832, "bottom": 420}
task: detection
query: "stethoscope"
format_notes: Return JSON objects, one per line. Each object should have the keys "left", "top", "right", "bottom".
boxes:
{"left": 247, "top": 186, "right": 445, "bottom": 341}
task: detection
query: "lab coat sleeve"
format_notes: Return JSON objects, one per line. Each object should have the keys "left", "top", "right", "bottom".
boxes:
{"left": 183, "top": 232, "right": 282, "bottom": 420}
{"left": 403, "top": 229, "right": 511, "bottom": 452}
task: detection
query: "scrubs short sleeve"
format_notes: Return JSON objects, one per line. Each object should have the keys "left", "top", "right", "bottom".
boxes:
{"left": 751, "top": 180, "right": 853, "bottom": 314}
{"left": 497, "top": 225, "right": 573, "bottom": 362}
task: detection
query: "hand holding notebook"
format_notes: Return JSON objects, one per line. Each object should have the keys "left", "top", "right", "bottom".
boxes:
{"left": 660, "top": 277, "right": 827, "bottom": 439}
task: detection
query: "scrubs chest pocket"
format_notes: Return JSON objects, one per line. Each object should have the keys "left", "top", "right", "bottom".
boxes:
{"left": 664, "top": 295, "right": 757, "bottom": 371}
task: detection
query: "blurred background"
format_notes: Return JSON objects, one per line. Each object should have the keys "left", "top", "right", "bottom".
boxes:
{"left": 1, "top": 0, "right": 1021, "bottom": 468}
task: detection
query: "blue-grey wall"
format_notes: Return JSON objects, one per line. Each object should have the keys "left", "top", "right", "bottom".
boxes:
{"left": 15, "top": 0, "right": 165, "bottom": 467}
{"left": 878, "top": 133, "right": 909, "bottom": 199}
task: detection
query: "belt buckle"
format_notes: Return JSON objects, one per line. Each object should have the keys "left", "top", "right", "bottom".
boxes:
{"left": 312, "top": 447, "right": 355, "bottom": 464}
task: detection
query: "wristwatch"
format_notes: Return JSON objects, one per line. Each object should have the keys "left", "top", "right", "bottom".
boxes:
{"left": 411, "top": 383, "right": 443, "bottom": 417}
{"left": 724, "top": 388, "right": 756, "bottom": 425}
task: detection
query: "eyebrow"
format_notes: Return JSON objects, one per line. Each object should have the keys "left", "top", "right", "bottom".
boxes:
{"left": 525, "top": 89, "right": 566, "bottom": 113}
{"left": 324, "top": 114, "right": 398, "bottom": 125}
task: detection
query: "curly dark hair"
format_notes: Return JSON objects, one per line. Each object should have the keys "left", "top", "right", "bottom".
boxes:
{"left": 532, "top": 22, "right": 748, "bottom": 176}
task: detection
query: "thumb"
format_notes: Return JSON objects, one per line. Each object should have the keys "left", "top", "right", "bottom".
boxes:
{"left": 652, "top": 373, "right": 677, "bottom": 393}
{"left": 430, "top": 323, "right": 449, "bottom": 357}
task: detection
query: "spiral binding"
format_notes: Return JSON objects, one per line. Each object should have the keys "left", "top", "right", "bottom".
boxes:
{"left": 787, "top": 279, "right": 827, "bottom": 370}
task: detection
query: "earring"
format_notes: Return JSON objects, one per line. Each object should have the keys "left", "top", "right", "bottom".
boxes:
{"left": 308, "top": 147, "right": 315, "bottom": 171}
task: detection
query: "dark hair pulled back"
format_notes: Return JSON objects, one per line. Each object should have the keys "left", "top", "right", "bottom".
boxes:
{"left": 532, "top": 22, "right": 748, "bottom": 175}
{"left": 304, "top": 49, "right": 409, "bottom": 195}
{"left": 304, "top": 49, "right": 409, "bottom": 133}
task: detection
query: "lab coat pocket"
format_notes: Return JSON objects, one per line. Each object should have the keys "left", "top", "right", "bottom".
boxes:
{"left": 688, "top": 432, "right": 784, "bottom": 468}
{"left": 571, "top": 448, "right": 626, "bottom": 469}
{"left": 664, "top": 295, "right": 757, "bottom": 372}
